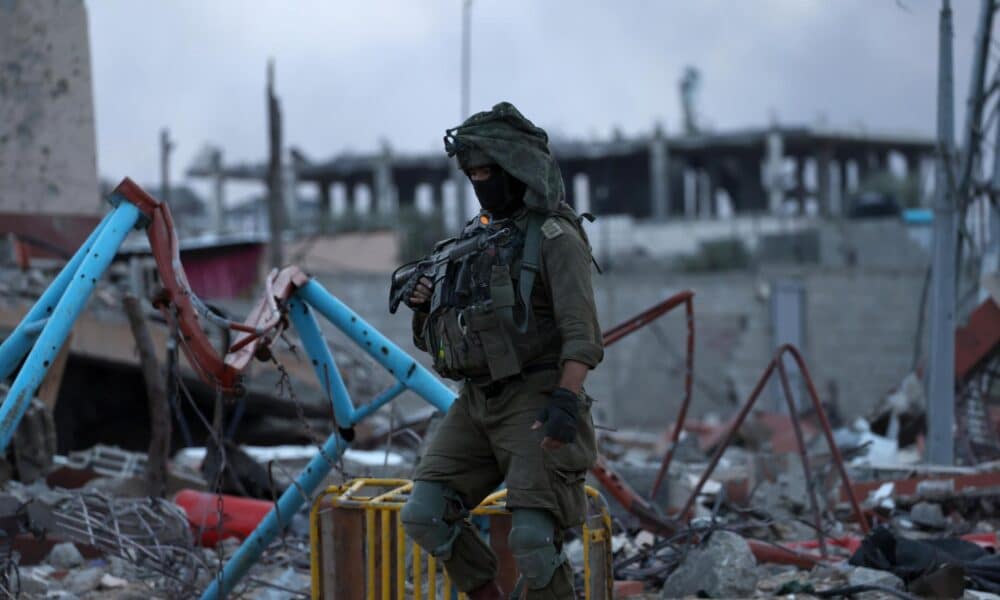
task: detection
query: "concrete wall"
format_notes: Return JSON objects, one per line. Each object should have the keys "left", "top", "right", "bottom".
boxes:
{"left": 0, "top": 0, "right": 100, "bottom": 215}
{"left": 300, "top": 263, "right": 925, "bottom": 432}
{"left": 584, "top": 214, "right": 814, "bottom": 261}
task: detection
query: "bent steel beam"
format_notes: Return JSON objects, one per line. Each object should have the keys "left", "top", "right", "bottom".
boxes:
{"left": 0, "top": 202, "right": 141, "bottom": 452}
{"left": 677, "top": 344, "right": 869, "bottom": 540}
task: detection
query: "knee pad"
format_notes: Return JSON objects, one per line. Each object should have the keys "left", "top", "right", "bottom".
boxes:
{"left": 400, "top": 480, "right": 462, "bottom": 560}
{"left": 508, "top": 509, "right": 564, "bottom": 589}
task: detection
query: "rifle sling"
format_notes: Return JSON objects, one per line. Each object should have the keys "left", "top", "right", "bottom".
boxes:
{"left": 515, "top": 212, "right": 545, "bottom": 333}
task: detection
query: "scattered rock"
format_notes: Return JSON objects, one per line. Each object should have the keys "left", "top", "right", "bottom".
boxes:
{"left": 974, "top": 521, "right": 996, "bottom": 533}
{"left": 660, "top": 530, "right": 758, "bottom": 599}
{"left": 21, "top": 565, "right": 54, "bottom": 596}
{"left": 100, "top": 573, "right": 129, "bottom": 589}
{"left": 46, "top": 542, "right": 84, "bottom": 569}
{"left": 964, "top": 590, "right": 1000, "bottom": 600}
{"left": 916, "top": 479, "right": 955, "bottom": 498}
{"left": 248, "top": 566, "right": 310, "bottom": 599}
{"left": 102, "top": 585, "right": 156, "bottom": 600}
{"left": 62, "top": 566, "right": 105, "bottom": 595}
{"left": 848, "top": 566, "right": 904, "bottom": 599}
{"left": 911, "top": 502, "right": 947, "bottom": 529}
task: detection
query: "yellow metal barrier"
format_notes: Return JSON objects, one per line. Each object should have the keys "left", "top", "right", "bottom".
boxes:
{"left": 310, "top": 478, "right": 614, "bottom": 600}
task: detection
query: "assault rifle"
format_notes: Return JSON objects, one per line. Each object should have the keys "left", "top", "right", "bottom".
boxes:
{"left": 388, "top": 226, "right": 510, "bottom": 314}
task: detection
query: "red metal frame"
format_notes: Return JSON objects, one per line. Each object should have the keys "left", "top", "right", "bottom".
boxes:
{"left": 112, "top": 178, "right": 303, "bottom": 396}
{"left": 590, "top": 291, "right": 869, "bottom": 565}
{"left": 599, "top": 290, "right": 696, "bottom": 502}
{"left": 676, "top": 345, "right": 871, "bottom": 555}
{"left": 955, "top": 298, "right": 1000, "bottom": 384}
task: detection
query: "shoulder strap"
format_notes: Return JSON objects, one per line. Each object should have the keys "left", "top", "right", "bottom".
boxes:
{"left": 515, "top": 211, "right": 545, "bottom": 333}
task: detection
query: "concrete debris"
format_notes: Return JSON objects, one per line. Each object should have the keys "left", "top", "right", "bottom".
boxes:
{"left": 848, "top": 566, "right": 905, "bottom": 599}
{"left": 910, "top": 501, "right": 948, "bottom": 529}
{"left": 62, "top": 566, "right": 105, "bottom": 595}
{"left": 100, "top": 573, "right": 129, "bottom": 589}
{"left": 660, "top": 531, "right": 758, "bottom": 599}
{"left": 47, "top": 542, "right": 84, "bottom": 569}
{"left": 1, "top": 258, "right": 998, "bottom": 600}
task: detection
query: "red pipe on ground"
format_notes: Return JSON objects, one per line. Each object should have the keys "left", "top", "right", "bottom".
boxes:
{"left": 173, "top": 489, "right": 274, "bottom": 547}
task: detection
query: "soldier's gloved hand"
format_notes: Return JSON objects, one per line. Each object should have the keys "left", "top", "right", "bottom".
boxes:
{"left": 404, "top": 276, "right": 433, "bottom": 312}
{"left": 532, "top": 387, "right": 579, "bottom": 449}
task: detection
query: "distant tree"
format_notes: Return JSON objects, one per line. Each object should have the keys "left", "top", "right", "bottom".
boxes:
{"left": 857, "top": 171, "right": 923, "bottom": 209}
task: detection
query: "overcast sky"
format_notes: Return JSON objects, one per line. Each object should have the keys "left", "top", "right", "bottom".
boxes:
{"left": 86, "top": 1, "right": 986, "bottom": 196}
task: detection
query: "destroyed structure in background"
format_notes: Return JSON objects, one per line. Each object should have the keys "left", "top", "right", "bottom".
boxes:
{"left": 3, "top": 0, "right": 1000, "bottom": 599}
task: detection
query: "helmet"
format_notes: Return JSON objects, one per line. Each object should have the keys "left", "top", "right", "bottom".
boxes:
{"left": 456, "top": 146, "right": 494, "bottom": 171}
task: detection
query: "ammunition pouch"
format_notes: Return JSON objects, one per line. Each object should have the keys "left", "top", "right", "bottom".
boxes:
{"left": 422, "top": 265, "right": 544, "bottom": 382}
{"left": 416, "top": 213, "right": 562, "bottom": 383}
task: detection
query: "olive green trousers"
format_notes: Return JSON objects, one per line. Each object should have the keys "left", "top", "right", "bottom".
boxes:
{"left": 412, "top": 369, "right": 596, "bottom": 598}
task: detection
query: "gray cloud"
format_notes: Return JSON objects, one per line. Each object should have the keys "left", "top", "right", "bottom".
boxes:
{"left": 85, "top": 0, "right": 984, "bottom": 194}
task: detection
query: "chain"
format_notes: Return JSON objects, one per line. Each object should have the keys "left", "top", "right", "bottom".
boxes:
{"left": 172, "top": 367, "right": 230, "bottom": 597}
{"left": 270, "top": 338, "right": 349, "bottom": 480}
{"left": 212, "top": 384, "right": 228, "bottom": 597}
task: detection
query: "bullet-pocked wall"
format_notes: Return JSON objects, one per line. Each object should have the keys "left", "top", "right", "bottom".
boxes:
{"left": 0, "top": 0, "right": 100, "bottom": 216}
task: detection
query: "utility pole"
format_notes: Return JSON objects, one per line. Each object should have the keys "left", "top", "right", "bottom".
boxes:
{"left": 451, "top": 0, "right": 473, "bottom": 231}
{"left": 266, "top": 59, "right": 286, "bottom": 270}
{"left": 926, "top": 0, "right": 956, "bottom": 465}
{"left": 159, "top": 128, "right": 173, "bottom": 206}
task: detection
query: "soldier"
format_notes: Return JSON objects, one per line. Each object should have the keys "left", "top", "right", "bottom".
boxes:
{"left": 397, "top": 102, "right": 603, "bottom": 600}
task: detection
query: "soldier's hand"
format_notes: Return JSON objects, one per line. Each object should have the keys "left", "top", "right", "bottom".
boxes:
{"left": 532, "top": 387, "right": 578, "bottom": 450}
{"left": 405, "top": 277, "right": 434, "bottom": 311}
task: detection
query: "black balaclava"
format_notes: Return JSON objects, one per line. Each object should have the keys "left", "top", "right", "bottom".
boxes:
{"left": 471, "top": 165, "right": 526, "bottom": 218}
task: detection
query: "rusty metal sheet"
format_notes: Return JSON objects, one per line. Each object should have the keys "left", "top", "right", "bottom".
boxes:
{"left": 956, "top": 299, "right": 1000, "bottom": 383}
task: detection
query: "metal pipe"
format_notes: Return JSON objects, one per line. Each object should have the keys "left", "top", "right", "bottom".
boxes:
{"left": 201, "top": 283, "right": 457, "bottom": 598}
{"left": 956, "top": 0, "right": 996, "bottom": 200}
{"left": 353, "top": 382, "right": 407, "bottom": 423}
{"left": 784, "top": 345, "right": 869, "bottom": 534}
{"left": 926, "top": 0, "right": 958, "bottom": 465}
{"left": 297, "top": 280, "right": 456, "bottom": 412}
{"left": 22, "top": 319, "right": 49, "bottom": 337}
{"left": 649, "top": 295, "right": 695, "bottom": 500}
{"left": 286, "top": 295, "right": 355, "bottom": 428}
{"left": 602, "top": 290, "right": 694, "bottom": 347}
{"left": 0, "top": 202, "right": 140, "bottom": 452}
{"left": 678, "top": 360, "right": 776, "bottom": 519}
{"left": 776, "top": 357, "right": 827, "bottom": 557}
{"left": 0, "top": 210, "right": 113, "bottom": 380}
{"left": 677, "top": 345, "right": 869, "bottom": 534}
{"left": 198, "top": 431, "right": 348, "bottom": 600}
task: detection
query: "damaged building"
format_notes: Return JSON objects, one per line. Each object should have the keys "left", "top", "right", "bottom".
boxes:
{"left": 2, "top": 1, "right": 1000, "bottom": 599}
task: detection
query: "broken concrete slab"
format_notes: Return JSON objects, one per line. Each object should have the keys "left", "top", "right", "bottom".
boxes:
{"left": 62, "top": 566, "right": 105, "bottom": 595}
{"left": 46, "top": 542, "right": 83, "bottom": 569}
{"left": 660, "top": 530, "right": 758, "bottom": 599}
{"left": 911, "top": 501, "right": 948, "bottom": 529}
{"left": 848, "top": 566, "right": 905, "bottom": 599}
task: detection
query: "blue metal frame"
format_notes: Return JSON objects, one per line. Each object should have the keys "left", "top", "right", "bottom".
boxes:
{"left": 200, "top": 280, "right": 456, "bottom": 599}
{"left": 0, "top": 193, "right": 458, "bottom": 599}
{"left": 0, "top": 203, "right": 141, "bottom": 451}
{"left": 0, "top": 209, "right": 115, "bottom": 380}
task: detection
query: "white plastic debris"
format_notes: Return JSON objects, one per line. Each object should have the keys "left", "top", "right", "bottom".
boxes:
{"left": 865, "top": 481, "right": 896, "bottom": 511}
{"left": 174, "top": 445, "right": 404, "bottom": 469}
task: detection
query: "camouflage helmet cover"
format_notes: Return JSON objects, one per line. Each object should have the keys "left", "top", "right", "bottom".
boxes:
{"left": 444, "top": 102, "right": 565, "bottom": 213}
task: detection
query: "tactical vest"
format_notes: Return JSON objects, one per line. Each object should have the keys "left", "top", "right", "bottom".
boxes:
{"left": 420, "top": 214, "right": 555, "bottom": 382}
